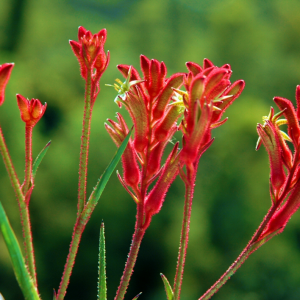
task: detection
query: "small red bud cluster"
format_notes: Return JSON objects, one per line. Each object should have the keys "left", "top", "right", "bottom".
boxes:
{"left": 70, "top": 26, "right": 110, "bottom": 106}
{"left": 16, "top": 94, "right": 47, "bottom": 127}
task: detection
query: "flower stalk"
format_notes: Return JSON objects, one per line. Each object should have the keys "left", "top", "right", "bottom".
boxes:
{"left": 172, "top": 59, "right": 245, "bottom": 300}
{"left": 199, "top": 86, "right": 300, "bottom": 300}
{"left": 106, "top": 56, "right": 184, "bottom": 300}
{"left": 56, "top": 26, "right": 109, "bottom": 299}
{"left": 173, "top": 164, "right": 196, "bottom": 300}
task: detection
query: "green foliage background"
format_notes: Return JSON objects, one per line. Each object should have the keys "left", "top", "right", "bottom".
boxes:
{"left": 1, "top": 0, "right": 300, "bottom": 299}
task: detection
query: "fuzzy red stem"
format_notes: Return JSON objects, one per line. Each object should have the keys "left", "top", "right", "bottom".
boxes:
{"left": 77, "top": 71, "right": 93, "bottom": 214}
{"left": 198, "top": 150, "right": 300, "bottom": 300}
{"left": 56, "top": 69, "right": 99, "bottom": 299}
{"left": 173, "top": 164, "right": 196, "bottom": 300}
{"left": 0, "top": 127, "right": 22, "bottom": 199}
{"left": 0, "top": 127, "right": 38, "bottom": 288}
{"left": 23, "top": 125, "right": 33, "bottom": 194}
{"left": 198, "top": 203, "right": 277, "bottom": 300}
{"left": 56, "top": 212, "right": 91, "bottom": 300}
{"left": 114, "top": 204, "right": 146, "bottom": 300}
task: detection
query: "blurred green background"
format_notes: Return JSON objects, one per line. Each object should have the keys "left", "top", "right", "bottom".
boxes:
{"left": 1, "top": 0, "right": 300, "bottom": 299}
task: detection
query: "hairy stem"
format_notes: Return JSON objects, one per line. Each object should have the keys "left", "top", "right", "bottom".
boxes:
{"left": 0, "top": 127, "right": 37, "bottom": 287}
{"left": 199, "top": 153, "right": 299, "bottom": 300}
{"left": 114, "top": 205, "right": 145, "bottom": 300}
{"left": 19, "top": 201, "right": 37, "bottom": 287}
{"left": 173, "top": 165, "right": 196, "bottom": 300}
{"left": 56, "top": 70, "right": 98, "bottom": 299}
{"left": 23, "top": 125, "right": 33, "bottom": 195}
{"left": 56, "top": 211, "right": 91, "bottom": 300}
{"left": 199, "top": 204, "right": 278, "bottom": 300}
{"left": 0, "top": 127, "right": 22, "bottom": 200}
{"left": 77, "top": 71, "right": 93, "bottom": 214}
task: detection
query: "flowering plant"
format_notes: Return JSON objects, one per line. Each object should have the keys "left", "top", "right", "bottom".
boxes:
{"left": 0, "top": 25, "right": 299, "bottom": 300}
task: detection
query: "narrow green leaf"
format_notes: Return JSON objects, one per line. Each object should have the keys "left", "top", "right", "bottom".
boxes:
{"left": 0, "top": 202, "right": 40, "bottom": 300}
{"left": 132, "top": 292, "right": 142, "bottom": 300}
{"left": 160, "top": 273, "right": 174, "bottom": 300}
{"left": 98, "top": 222, "right": 107, "bottom": 300}
{"left": 87, "top": 127, "right": 133, "bottom": 207}
{"left": 32, "top": 140, "right": 51, "bottom": 179}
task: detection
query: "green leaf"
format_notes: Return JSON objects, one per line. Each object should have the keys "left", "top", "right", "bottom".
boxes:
{"left": 0, "top": 202, "right": 40, "bottom": 300}
{"left": 87, "top": 127, "right": 133, "bottom": 208}
{"left": 132, "top": 292, "right": 142, "bottom": 300}
{"left": 160, "top": 273, "right": 174, "bottom": 300}
{"left": 98, "top": 222, "right": 107, "bottom": 300}
{"left": 32, "top": 140, "right": 51, "bottom": 179}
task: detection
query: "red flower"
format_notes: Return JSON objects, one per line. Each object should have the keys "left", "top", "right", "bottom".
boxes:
{"left": 16, "top": 94, "right": 47, "bottom": 127}
{"left": 106, "top": 55, "right": 185, "bottom": 227}
{"left": 0, "top": 63, "right": 14, "bottom": 106}
{"left": 69, "top": 26, "right": 109, "bottom": 81}
{"left": 257, "top": 86, "right": 300, "bottom": 239}
{"left": 179, "top": 59, "right": 245, "bottom": 165}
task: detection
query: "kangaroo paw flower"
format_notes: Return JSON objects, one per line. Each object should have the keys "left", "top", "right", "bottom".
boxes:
{"left": 0, "top": 63, "right": 14, "bottom": 106}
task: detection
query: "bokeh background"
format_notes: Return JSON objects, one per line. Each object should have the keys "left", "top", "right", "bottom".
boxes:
{"left": 1, "top": 0, "right": 300, "bottom": 299}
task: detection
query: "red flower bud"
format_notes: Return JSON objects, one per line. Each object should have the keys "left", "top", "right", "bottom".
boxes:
{"left": 0, "top": 63, "right": 14, "bottom": 106}
{"left": 70, "top": 26, "right": 109, "bottom": 80}
{"left": 105, "top": 113, "right": 140, "bottom": 189}
{"left": 144, "top": 143, "right": 180, "bottom": 228}
{"left": 16, "top": 94, "right": 47, "bottom": 127}
{"left": 274, "top": 96, "right": 300, "bottom": 146}
{"left": 257, "top": 121, "right": 286, "bottom": 193}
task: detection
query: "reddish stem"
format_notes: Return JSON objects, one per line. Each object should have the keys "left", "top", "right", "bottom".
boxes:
{"left": 173, "top": 164, "right": 196, "bottom": 300}
{"left": 77, "top": 71, "right": 93, "bottom": 214}
{"left": 114, "top": 204, "right": 146, "bottom": 300}
{"left": 0, "top": 125, "right": 38, "bottom": 288}
{"left": 23, "top": 125, "right": 33, "bottom": 195}
{"left": 56, "top": 70, "right": 97, "bottom": 299}
{"left": 198, "top": 150, "right": 299, "bottom": 300}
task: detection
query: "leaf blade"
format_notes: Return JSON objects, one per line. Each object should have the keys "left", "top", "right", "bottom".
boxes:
{"left": 0, "top": 202, "right": 40, "bottom": 300}
{"left": 87, "top": 127, "right": 133, "bottom": 208}
{"left": 160, "top": 273, "right": 174, "bottom": 300}
{"left": 32, "top": 140, "right": 51, "bottom": 179}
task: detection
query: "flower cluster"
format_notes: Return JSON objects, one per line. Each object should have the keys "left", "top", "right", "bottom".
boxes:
{"left": 70, "top": 26, "right": 109, "bottom": 106}
{"left": 256, "top": 86, "right": 300, "bottom": 240}
{"left": 106, "top": 56, "right": 246, "bottom": 229}
{"left": 106, "top": 55, "right": 185, "bottom": 228}
{"left": 178, "top": 59, "right": 245, "bottom": 167}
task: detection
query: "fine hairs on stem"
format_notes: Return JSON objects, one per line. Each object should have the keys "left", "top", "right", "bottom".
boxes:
{"left": 1, "top": 22, "right": 300, "bottom": 300}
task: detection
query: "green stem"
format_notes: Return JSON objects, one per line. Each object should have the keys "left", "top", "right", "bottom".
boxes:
{"left": 0, "top": 127, "right": 37, "bottom": 287}
{"left": 114, "top": 205, "right": 145, "bottom": 300}
{"left": 19, "top": 201, "right": 37, "bottom": 287}
{"left": 0, "top": 127, "right": 22, "bottom": 200}
{"left": 173, "top": 165, "right": 196, "bottom": 300}
{"left": 77, "top": 71, "right": 93, "bottom": 214}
